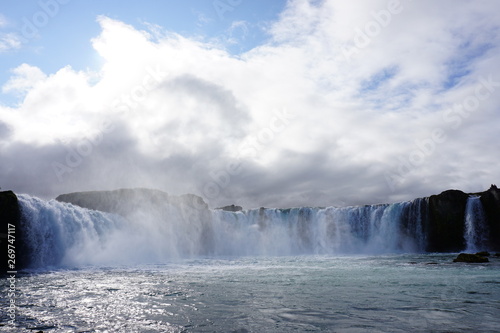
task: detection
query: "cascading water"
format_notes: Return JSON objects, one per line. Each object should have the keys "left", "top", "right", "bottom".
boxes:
{"left": 18, "top": 195, "right": 127, "bottom": 267}
{"left": 185, "top": 198, "right": 427, "bottom": 257}
{"left": 18, "top": 194, "right": 215, "bottom": 267}
{"left": 464, "top": 196, "right": 489, "bottom": 252}
{"left": 17, "top": 194, "right": 430, "bottom": 269}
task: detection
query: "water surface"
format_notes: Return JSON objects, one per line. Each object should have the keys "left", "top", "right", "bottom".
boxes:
{"left": 2, "top": 254, "right": 499, "bottom": 332}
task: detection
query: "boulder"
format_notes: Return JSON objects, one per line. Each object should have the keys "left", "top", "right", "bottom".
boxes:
{"left": 453, "top": 253, "right": 489, "bottom": 263}
{"left": 475, "top": 251, "right": 490, "bottom": 257}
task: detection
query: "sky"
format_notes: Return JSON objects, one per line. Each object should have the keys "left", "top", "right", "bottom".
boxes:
{"left": 0, "top": 0, "right": 499, "bottom": 209}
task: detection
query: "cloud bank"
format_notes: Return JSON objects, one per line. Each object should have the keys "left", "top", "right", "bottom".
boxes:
{"left": 1, "top": 0, "right": 500, "bottom": 208}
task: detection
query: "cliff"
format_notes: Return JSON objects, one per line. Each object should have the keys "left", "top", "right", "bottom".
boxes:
{"left": 480, "top": 185, "right": 500, "bottom": 251}
{"left": 0, "top": 191, "right": 22, "bottom": 274}
{"left": 427, "top": 189, "right": 469, "bottom": 252}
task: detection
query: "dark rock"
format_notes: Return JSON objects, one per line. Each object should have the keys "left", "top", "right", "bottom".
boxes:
{"left": 427, "top": 190, "right": 469, "bottom": 252}
{"left": 453, "top": 253, "right": 489, "bottom": 263}
{"left": 216, "top": 204, "right": 243, "bottom": 212}
{"left": 495, "top": 253, "right": 500, "bottom": 257}
{"left": 475, "top": 251, "right": 490, "bottom": 257}
{"left": 0, "top": 191, "right": 22, "bottom": 274}
{"left": 480, "top": 185, "right": 500, "bottom": 251}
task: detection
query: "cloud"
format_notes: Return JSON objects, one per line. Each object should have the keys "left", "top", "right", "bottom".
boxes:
{"left": 2, "top": 64, "right": 47, "bottom": 94}
{"left": 0, "top": 15, "right": 22, "bottom": 52}
{"left": 1, "top": 0, "right": 500, "bottom": 209}
{"left": 0, "top": 120, "right": 11, "bottom": 140}
{"left": 225, "top": 20, "right": 249, "bottom": 44}
{"left": 0, "top": 32, "right": 22, "bottom": 53}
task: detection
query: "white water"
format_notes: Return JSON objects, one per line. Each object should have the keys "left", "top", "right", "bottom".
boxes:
{"left": 464, "top": 196, "right": 489, "bottom": 252}
{"left": 18, "top": 195, "right": 429, "bottom": 268}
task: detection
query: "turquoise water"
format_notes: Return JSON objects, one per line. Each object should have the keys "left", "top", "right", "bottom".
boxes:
{"left": 2, "top": 254, "right": 500, "bottom": 332}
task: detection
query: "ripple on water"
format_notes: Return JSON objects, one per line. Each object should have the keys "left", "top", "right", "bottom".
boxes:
{"left": 1, "top": 255, "right": 499, "bottom": 332}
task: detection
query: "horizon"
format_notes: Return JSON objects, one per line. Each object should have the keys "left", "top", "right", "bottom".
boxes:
{"left": 5, "top": 184, "right": 497, "bottom": 211}
{"left": 1, "top": 1, "right": 500, "bottom": 209}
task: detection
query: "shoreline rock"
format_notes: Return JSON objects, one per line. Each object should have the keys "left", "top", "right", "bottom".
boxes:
{"left": 453, "top": 253, "right": 489, "bottom": 263}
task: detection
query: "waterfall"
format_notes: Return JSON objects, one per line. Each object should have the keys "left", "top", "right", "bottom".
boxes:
{"left": 17, "top": 194, "right": 429, "bottom": 268}
{"left": 18, "top": 195, "right": 126, "bottom": 267}
{"left": 464, "top": 196, "right": 489, "bottom": 252}
{"left": 18, "top": 194, "right": 215, "bottom": 267}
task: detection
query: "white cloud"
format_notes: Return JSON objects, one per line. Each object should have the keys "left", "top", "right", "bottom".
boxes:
{"left": 0, "top": 15, "right": 22, "bottom": 52}
{"left": 1, "top": 0, "right": 500, "bottom": 208}
{"left": 0, "top": 32, "right": 22, "bottom": 52}
{"left": 2, "top": 64, "right": 47, "bottom": 94}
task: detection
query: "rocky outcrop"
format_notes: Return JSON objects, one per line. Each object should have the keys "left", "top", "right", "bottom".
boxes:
{"left": 427, "top": 190, "right": 469, "bottom": 252}
{"left": 480, "top": 185, "right": 500, "bottom": 251}
{"left": 216, "top": 204, "right": 243, "bottom": 212}
{"left": 56, "top": 188, "right": 207, "bottom": 215}
{"left": 453, "top": 253, "right": 489, "bottom": 263}
{"left": 0, "top": 191, "right": 21, "bottom": 274}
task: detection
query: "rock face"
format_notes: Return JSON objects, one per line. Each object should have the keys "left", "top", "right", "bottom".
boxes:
{"left": 427, "top": 190, "right": 469, "bottom": 252}
{"left": 216, "top": 204, "right": 243, "bottom": 212}
{"left": 0, "top": 191, "right": 21, "bottom": 274}
{"left": 480, "top": 185, "right": 500, "bottom": 251}
{"left": 56, "top": 188, "right": 208, "bottom": 216}
{"left": 453, "top": 253, "right": 489, "bottom": 263}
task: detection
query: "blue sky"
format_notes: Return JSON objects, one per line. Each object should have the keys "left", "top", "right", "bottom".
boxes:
{"left": 1, "top": 0, "right": 500, "bottom": 208}
{"left": 0, "top": 0, "right": 286, "bottom": 104}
